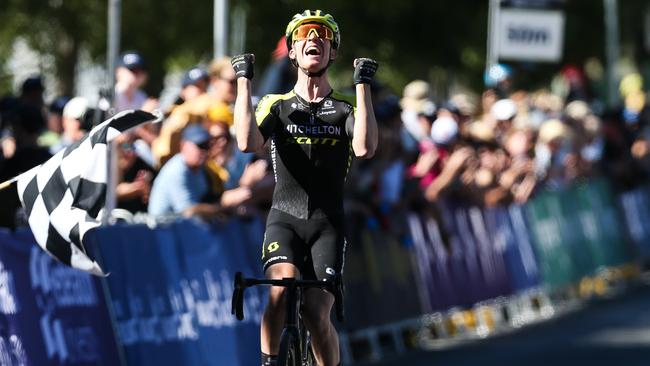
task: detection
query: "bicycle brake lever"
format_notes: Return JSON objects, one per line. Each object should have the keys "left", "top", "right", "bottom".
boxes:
{"left": 232, "top": 272, "right": 246, "bottom": 320}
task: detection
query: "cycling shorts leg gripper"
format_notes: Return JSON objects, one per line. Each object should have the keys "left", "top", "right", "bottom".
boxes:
{"left": 309, "top": 217, "right": 346, "bottom": 282}
{"left": 261, "top": 209, "right": 304, "bottom": 273}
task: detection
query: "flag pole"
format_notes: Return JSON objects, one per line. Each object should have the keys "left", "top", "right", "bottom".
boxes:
{"left": 0, "top": 175, "right": 20, "bottom": 192}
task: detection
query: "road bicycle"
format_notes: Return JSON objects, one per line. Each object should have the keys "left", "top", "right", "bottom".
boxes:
{"left": 232, "top": 272, "right": 344, "bottom": 366}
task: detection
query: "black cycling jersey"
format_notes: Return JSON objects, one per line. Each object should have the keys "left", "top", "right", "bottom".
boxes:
{"left": 255, "top": 89, "right": 356, "bottom": 220}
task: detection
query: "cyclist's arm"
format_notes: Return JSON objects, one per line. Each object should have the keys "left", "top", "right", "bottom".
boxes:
{"left": 234, "top": 78, "right": 265, "bottom": 153}
{"left": 352, "top": 83, "right": 378, "bottom": 159}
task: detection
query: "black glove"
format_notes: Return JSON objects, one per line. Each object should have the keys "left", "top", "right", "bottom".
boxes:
{"left": 353, "top": 58, "right": 378, "bottom": 85}
{"left": 231, "top": 54, "right": 255, "bottom": 80}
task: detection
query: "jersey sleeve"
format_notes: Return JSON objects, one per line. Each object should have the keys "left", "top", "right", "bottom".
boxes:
{"left": 255, "top": 94, "right": 281, "bottom": 141}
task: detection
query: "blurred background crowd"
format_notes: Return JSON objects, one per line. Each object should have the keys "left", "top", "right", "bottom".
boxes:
{"left": 0, "top": 1, "right": 647, "bottom": 236}
{"left": 1, "top": 43, "right": 649, "bottom": 244}
{"left": 1, "top": 2, "right": 650, "bottom": 365}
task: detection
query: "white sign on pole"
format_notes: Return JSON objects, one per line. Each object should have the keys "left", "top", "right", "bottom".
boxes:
{"left": 496, "top": 9, "right": 565, "bottom": 62}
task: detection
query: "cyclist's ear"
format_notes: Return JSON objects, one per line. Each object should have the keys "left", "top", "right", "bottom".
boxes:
{"left": 329, "top": 47, "right": 337, "bottom": 61}
{"left": 289, "top": 47, "right": 297, "bottom": 61}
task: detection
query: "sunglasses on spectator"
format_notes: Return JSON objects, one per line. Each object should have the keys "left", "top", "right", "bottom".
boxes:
{"left": 213, "top": 134, "right": 230, "bottom": 141}
{"left": 292, "top": 23, "right": 334, "bottom": 42}
{"left": 197, "top": 141, "right": 212, "bottom": 151}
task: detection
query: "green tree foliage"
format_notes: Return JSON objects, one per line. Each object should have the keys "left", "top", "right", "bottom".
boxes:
{"left": 0, "top": 0, "right": 648, "bottom": 99}
{"left": 242, "top": 0, "right": 490, "bottom": 93}
{"left": 119, "top": 0, "right": 213, "bottom": 93}
{"left": 0, "top": 0, "right": 215, "bottom": 96}
{"left": 0, "top": 0, "right": 106, "bottom": 95}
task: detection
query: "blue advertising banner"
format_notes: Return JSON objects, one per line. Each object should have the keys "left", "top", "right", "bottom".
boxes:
{"left": 88, "top": 218, "right": 266, "bottom": 366}
{"left": 0, "top": 229, "right": 121, "bottom": 366}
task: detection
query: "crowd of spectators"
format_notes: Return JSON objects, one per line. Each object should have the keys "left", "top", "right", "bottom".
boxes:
{"left": 0, "top": 50, "right": 649, "bottom": 237}
{"left": 0, "top": 51, "right": 274, "bottom": 228}
{"left": 346, "top": 63, "right": 650, "bottom": 243}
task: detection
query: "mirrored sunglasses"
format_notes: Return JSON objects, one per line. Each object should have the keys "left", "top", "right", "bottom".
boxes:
{"left": 292, "top": 23, "right": 334, "bottom": 42}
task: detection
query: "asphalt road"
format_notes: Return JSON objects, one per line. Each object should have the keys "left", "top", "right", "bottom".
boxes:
{"left": 358, "top": 285, "right": 650, "bottom": 366}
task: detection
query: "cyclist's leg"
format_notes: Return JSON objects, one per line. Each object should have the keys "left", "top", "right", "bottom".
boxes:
{"left": 303, "top": 289, "right": 338, "bottom": 366}
{"left": 262, "top": 263, "right": 299, "bottom": 360}
{"left": 302, "top": 218, "right": 345, "bottom": 366}
{"left": 260, "top": 209, "right": 306, "bottom": 360}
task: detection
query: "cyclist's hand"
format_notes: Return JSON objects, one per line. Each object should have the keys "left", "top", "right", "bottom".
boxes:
{"left": 353, "top": 58, "right": 378, "bottom": 85}
{"left": 231, "top": 54, "right": 255, "bottom": 80}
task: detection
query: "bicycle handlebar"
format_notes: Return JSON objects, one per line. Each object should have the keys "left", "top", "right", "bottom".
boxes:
{"left": 231, "top": 272, "right": 345, "bottom": 322}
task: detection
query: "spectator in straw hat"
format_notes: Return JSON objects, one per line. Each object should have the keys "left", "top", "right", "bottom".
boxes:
{"left": 446, "top": 93, "right": 478, "bottom": 136}
{"left": 400, "top": 80, "right": 436, "bottom": 153}
{"left": 535, "top": 118, "right": 579, "bottom": 188}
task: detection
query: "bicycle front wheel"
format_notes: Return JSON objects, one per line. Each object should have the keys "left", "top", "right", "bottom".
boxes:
{"left": 278, "top": 329, "right": 301, "bottom": 366}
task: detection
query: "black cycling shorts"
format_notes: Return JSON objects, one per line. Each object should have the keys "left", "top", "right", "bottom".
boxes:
{"left": 261, "top": 208, "right": 346, "bottom": 281}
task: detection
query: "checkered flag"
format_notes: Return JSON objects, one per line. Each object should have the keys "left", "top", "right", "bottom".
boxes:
{"left": 15, "top": 110, "right": 157, "bottom": 276}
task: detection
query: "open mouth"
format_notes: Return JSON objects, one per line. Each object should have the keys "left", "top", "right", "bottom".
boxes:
{"left": 305, "top": 45, "right": 321, "bottom": 56}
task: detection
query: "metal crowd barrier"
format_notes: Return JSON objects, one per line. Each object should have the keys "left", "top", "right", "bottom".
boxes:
{"left": 0, "top": 178, "right": 649, "bottom": 365}
{"left": 339, "top": 179, "right": 646, "bottom": 364}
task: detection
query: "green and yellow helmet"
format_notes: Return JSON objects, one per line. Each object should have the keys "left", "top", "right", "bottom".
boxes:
{"left": 285, "top": 10, "right": 340, "bottom": 50}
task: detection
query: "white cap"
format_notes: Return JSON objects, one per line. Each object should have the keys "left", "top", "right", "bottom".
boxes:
{"left": 491, "top": 99, "right": 517, "bottom": 121}
{"left": 430, "top": 116, "right": 458, "bottom": 145}
{"left": 63, "top": 97, "right": 89, "bottom": 120}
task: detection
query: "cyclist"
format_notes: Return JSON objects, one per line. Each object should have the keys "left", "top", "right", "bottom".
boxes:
{"left": 231, "top": 9, "right": 378, "bottom": 366}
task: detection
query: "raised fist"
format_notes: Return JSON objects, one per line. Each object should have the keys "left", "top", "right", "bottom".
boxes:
{"left": 353, "top": 58, "right": 378, "bottom": 85}
{"left": 231, "top": 54, "right": 255, "bottom": 80}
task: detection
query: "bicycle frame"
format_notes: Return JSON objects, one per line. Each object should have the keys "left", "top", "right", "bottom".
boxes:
{"left": 231, "top": 273, "right": 344, "bottom": 365}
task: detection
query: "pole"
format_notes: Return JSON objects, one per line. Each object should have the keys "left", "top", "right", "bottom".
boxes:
{"left": 103, "top": 2, "right": 128, "bottom": 366}
{"left": 214, "top": 0, "right": 229, "bottom": 59}
{"left": 604, "top": 0, "right": 620, "bottom": 108}
{"left": 0, "top": 176, "right": 20, "bottom": 192}
{"left": 486, "top": 0, "right": 501, "bottom": 81}
{"left": 230, "top": 5, "right": 247, "bottom": 55}
{"left": 105, "top": 0, "right": 121, "bottom": 225}
{"left": 107, "top": 0, "right": 120, "bottom": 103}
